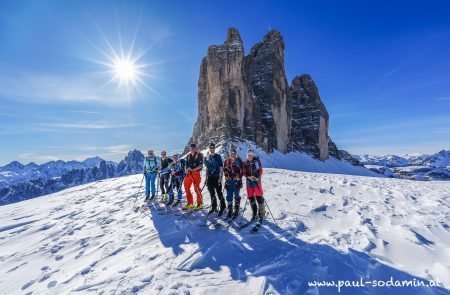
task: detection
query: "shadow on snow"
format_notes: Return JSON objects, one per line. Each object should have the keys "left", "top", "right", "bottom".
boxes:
{"left": 145, "top": 206, "right": 448, "bottom": 295}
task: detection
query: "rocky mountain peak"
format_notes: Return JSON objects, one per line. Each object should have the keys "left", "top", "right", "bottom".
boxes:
{"left": 186, "top": 28, "right": 346, "bottom": 162}
{"left": 226, "top": 27, "right": 242, "bottom": 43}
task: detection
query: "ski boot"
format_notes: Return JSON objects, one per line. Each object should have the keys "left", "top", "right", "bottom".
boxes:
{"left": 182, "top": 204, "right": 194, "bottom": 210}
{"left": 250, "top": 201, "right": 258, "bottom": 221}
{"left": 193, "top": 204, "right": 203, "bottom": 211}
{"left": 227, "top": 206, "right": 233, "bottom": 218}
{"left": 218, "top": 206, "right": 226, "bottom": 217}
{"left": 231, "top": 201, "right": 240, "bottom": 219}
{"left": 208, "top": 207, "right": 218, "bottom": 215}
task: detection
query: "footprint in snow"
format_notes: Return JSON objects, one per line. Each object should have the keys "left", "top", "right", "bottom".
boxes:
{"left": 55, "top": 255, "right": 64, "bottom": 261}
{"left": 80, "top": 267, "right": 91, "bottom": 275}
{"left": 311, "top": 205, "right": 328, "bottom": 214}
{"left": 47, "top": 281, "right": 57, "bottom": 288}
{"left": 75, "top": 251, "right": 84, "bottom": 259}
{"left": 141, "top": 275, "right": 154, "bottom": 283}
{"left": 119, "top": 266, "right": 132, "bottom": 273}
{"left": 21, "top": 280, "right": 35, "bottom": 290}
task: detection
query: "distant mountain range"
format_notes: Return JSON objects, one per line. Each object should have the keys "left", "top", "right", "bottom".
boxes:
{"left": 0, "top": 150, "right": 144, "bottom": 205}
{"left": 354, "top": 150, "right": 450, "bottom": 181}
{"left": 1, "top": 148, "right": 448, "bottom": 206}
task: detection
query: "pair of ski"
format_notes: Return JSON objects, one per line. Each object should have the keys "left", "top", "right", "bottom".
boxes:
{"left": 134, "top": 199, "right": 157, "bottom": 214}
{"left": 202, "top": 213, "right": 263, "bottom": 233}
{"left": 174, "top": 205, "right": 210, "bottom": 219}
{"left": 155, "top": 200, "right": 183, "bottom": 215}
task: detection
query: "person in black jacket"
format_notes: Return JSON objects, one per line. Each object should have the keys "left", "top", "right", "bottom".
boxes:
{"left": 159, "top": 151, "right": 173, "bottom": 203}
{"left": 167, "top": 153, "right": 185, "bottom": 207}
{"left": 204, "top": 142, "right": 225, "bottom": 216}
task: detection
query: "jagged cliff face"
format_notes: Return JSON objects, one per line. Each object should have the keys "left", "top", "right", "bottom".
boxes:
{"left": 187, "top": 28, "right": 339, "bottom": 161}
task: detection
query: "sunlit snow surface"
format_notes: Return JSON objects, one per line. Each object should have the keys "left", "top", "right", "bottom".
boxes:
{"left": 0, "top": 170, "right": 449, "bottom": 294}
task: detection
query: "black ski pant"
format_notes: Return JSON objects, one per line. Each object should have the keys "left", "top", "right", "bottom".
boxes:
{"left": 159, "top": 173, "right": 170, "bottom": 194}
{"left": 207, "top": 175, "right": 225, "bottom": 210}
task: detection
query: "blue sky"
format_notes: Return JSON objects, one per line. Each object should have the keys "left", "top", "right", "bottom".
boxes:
{"left": 0, "top": 0, "right": 449, "bottom": 165}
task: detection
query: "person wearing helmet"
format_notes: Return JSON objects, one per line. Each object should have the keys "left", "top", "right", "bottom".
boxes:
{"left": 167, "top": 153, "right": 185, "bottom": 207}
{"left": 243, "top": 149, "right": 265, "bottom": 221}
{"left": 223, "top": 147, "right": 244, "bottom": 218}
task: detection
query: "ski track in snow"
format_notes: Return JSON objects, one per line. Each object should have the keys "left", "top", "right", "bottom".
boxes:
{"left": 0, "top": 170, "right": 449, "bottom": 294}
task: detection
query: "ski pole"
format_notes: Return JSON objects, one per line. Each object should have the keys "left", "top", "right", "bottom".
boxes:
{"left": 176, "top": 175, "right": 185, "bottom": 195}
{"left": 264, "top": 199, "right": 279, "bottom": 228}
{"left": 132, "top": 174, "right": 145, "bottom": 209}
{"left": 155, "top": 172, "right": 160, "bottom": 199}
{"left": 201, "top": 174, "right": 208, "bottom": 192}
{"left": 238, "top": 177, "right": 253, "bottom": 224}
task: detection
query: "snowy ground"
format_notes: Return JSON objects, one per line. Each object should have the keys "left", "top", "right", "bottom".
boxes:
{"left": 0, "top": 169, "right": 449, "bottom": 294}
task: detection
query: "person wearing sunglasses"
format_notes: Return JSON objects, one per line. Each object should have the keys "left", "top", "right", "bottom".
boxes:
{"left": 204, "top": 142, "right": 226, "bottom": 216}
{"left": 143, "top": 149, "right": 161, "bottom": 202}
{"left": 183, "top": 143, "right": 204, "bottom": 210}
{"left": 223, "top": 147, "right": 244, "bottom": 219}
{"left": 243, "top": 148, "right": 264, "bottom": 221}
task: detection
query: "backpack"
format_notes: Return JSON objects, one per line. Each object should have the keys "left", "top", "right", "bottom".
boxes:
{"left": 145, "top": 156, "right": 159, "bottom": 172}
{"left": 245, "top": 156, "right": 261, "bottom": 177}
{"left": 224, "top": 157, "right": 242, "bottom": 178}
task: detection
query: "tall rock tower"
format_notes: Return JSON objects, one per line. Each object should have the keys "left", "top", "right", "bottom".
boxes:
{"left": 186, "top": 28, "right": 340, "bottom": 161}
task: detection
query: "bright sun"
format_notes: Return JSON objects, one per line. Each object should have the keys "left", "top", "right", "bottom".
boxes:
{"left": 87, "top": 27, "right": 157, "bottom": 96}
{"left": 113, "top": 58, "right": 137, "bottom": 83}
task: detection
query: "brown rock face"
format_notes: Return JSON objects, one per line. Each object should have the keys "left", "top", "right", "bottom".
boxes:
{"left": 186, "top": 28, "right": 341, "bottom": 161}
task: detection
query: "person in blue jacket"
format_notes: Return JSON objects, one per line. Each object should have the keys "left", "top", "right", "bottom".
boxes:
{"left": 204, "top": 142, "right": 226, "bottom": 215}
{"left": 143, "top": 149, "right": 161, "bottom": 201}
{"left": 167, "top": 153, "right": 185, "bottom": 207}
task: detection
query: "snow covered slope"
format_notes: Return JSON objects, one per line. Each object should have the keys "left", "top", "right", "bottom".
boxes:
{"left": 0, "top": 171, "right": 449, "bottom": 294}
{"left": 205, "top": 140, "right": 377, "bottom": 177}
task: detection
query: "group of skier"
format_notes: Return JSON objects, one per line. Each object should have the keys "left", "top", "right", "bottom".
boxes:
{"left": 141, "top": 142, "right": 265, "bottom": 222}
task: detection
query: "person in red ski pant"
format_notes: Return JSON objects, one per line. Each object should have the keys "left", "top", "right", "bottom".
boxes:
{"left": 183, "top": 143, "right": 204, "bottom": 210}
{"left": 243, "top": 149, "right": 265, "bottom": 221}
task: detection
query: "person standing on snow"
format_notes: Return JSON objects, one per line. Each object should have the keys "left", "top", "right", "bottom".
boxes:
{"left": 204, "top": 142, "right": 226, "bottom": 216}
{"left": 183, "top": 143, "right": 204, "bottom": 210}
{"left": 159, "top": 151, "right": 173, "bottom": 203}
{"left": 143, "top": 150, "right": 161, "bottom": 202}
{"left": 223, "top": 147, "right": 244, "bottom": 218}
{"left": 167, "top": 153, "right": 185, "bottom": 207}
{"left": 243, "top": 149, "right": 265, "bottom": 221}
